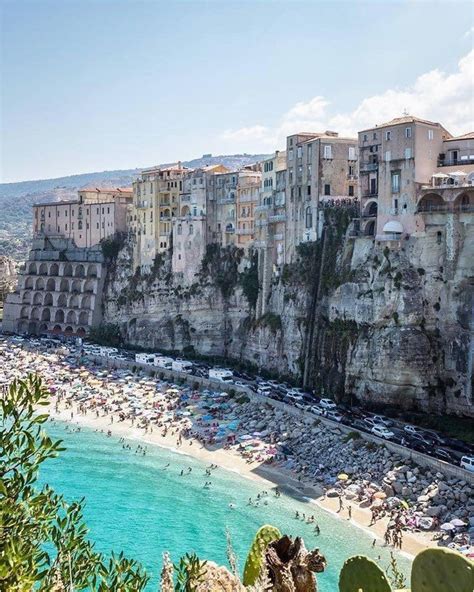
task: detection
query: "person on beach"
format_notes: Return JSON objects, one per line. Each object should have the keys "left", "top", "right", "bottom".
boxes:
{"left": 314, "top": 524, "right": 320, "bottom": 536}
{"left": 338, "top": 497, "right": 344, "bottom": 513}
{"left": 348, "top": 505, "right": 352, "bottom": 520}
{"left": 372, "top": 538, "right": 376, "bottom": 548}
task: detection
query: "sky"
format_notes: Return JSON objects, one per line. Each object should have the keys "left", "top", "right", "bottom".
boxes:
{"left": 1, "top": 0, "right": 473, "bottom": 183}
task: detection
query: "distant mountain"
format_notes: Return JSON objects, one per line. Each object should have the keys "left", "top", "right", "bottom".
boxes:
{"left": 0, "top": 153, "right": 269, "bottom": 261}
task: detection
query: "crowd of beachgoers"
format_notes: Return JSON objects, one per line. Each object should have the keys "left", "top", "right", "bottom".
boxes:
{"left": 1, "top": 335, "right": 473, "bottom": 559}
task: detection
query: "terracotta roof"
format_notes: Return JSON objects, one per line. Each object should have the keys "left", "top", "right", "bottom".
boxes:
{"left": 360, "top": 115, "right": 442, "bottom": 132}
{"left": 444, "top": 132, "right": 474, "bottom": 142}
{"left": 80, "top": 187, "right": 132, "bottom": 194}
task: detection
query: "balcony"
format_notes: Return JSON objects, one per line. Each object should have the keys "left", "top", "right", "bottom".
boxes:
{"left": 255, "top": 219, "right": 268, "bottom": 227}
{"left": 268, "top": 214, "right": 286, "bottom": 223}
{"left": 236, "top": 228, "right": 253, "bottom": 236}
{"left": 239, "top": 194, "right": 256, "bottom": 203}
{"left": 359, "top": 162, "right": 378, "bottom": 172}
{"left": 254, "top": 204, "right": 270, "bottom": 212}
{"left": 218, "top": 197, "right": 236, "bottom": 205}
{"left": 136, "top": 200, "right": 148, "bottom": 208}
{"left": 363, "top": 190, "right": 378, "bottom": 198}
{"left": 253, "top": 240, "right": 267, "bottom": 248}
{"left": 438, "top": 157, "right": 474, "bottom": 167}
{"left": 417, "top": 204, "right": 474, "bottom": 214}
{"left": 273, "top": 233, "right": 284, "bottom": 240}
{"left": 225, "top": 225, "right": 235, "bottom": 233}
{"left": 181, "top": 194, "right": 191, "bottom": 203}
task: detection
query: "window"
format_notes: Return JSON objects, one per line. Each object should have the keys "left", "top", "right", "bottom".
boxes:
{"left": 391, "top": 172, "right": 400, "bottom": 193}
{"left": 348, "top": 146, "right": 356, "bottom": 160}
{"left": 323, "top": 145, "right": 332, "bottom": 159}
{"left": 349, "top": 185, "right": 354, "bottom": 197}
{"left": 297, "top": 146, "right": 302, "bottom": 158}
{"left": 78, "top": 221, "right": 83, "bottom": 230}
{"left": 307, "top": 185, "right": 311, "bottom": 196}
{"left": 324, "top": 184, "right": 331, "bottom": 196}
{"left": 305, "top": 206, "right": 313, "bottom": 228}
{"left": 393, "top": 198, "right": 399, "bottom": 213}
{"left": 385, "top": 150, "right": 391, "bottom": 162}
{"left": 349, "top": 165, "right": 354, "bottom": 176}
{"left": 373, "top": 132, "right": 377, "bottom": 140}
{"left": 107, "top": 207, "right": 110, "bottom": 214}
{"left": 189, "top": 224, "right": 194, "bottom": 235}
{"left": 428, "top": 129, "right": 434, "bottom": 140}
{"left": 405, "top": 127, "right": 412, "bottom": 138}
{"left": 385, "top": 131, "right": 391, "bottom": 141}
{"left": 307, "top": 143, "right": 312, "bottom": 158}
{"left": 405, "top": 148, "right": 412, "bottom": 159}
{"left": 307, "top": 164, "right": 312, "bottom": 177}
{"left": 288, "top": 148, "right": 294, "bottom": 161}
{"left": 363, "top": 134, "right": 368, "bottom": 142}
{"left": 289, "top": 168, "right": 293, "bottom": 183}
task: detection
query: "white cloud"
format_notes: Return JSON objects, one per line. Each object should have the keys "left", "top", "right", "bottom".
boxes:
{"left": 219, "top": 50, "right": 474, "bottom": 152}
{"left": 463, "top": 26, "right": 474, "bottom": 38}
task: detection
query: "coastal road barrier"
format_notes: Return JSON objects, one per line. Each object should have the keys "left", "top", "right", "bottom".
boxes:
{"left": 87, "top": 354, "right": 474, "bottom": 485}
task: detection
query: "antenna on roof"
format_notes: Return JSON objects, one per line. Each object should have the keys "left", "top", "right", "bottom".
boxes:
{"left": 402, "top": 108, "right": 409, "bottom": 116}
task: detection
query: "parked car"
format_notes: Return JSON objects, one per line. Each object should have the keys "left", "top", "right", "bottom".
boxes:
{"left": 325, "top": 410, "right": 343, "bottom": 423}
{"left": 410, "top": 433, "right": 435, "bottom": 447}
{"left": 403, "top": 424, "right": 425, "bottom": 437}
{"left": 319, "top": 398, "right": 337, "bottom": 410}
{"left": 460, "top": 455, "right": 474, "bottom": 472}
{"left": 433, "top": 448, "right": 453, "bottom": 463}
{"left": 371, "top": 425, "right": 395, "bottom": 440}
{"left": 371, "top": 414, "right": 393, "bottom": 427}
{"left": 257, "top": 385, "right": 272, "bottom": 396}
{"left": 310, "top": 405, "right": 325, "bottom": 416}
{"left": 351, "top": 419, "right": 370, "bottom": 432}
{"left": 285, "top": 393, "right": 304, "bottom": 404}
{"left": 363, "top": 417, "right": 382, "bottom": 429}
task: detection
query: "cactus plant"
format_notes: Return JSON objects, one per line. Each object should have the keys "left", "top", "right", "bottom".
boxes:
{"left": 411, "top": 547, "right": 473, "bottom": 592}
{"left": 242, "top": 524, "right": 281, "bottom": 586}
{"left": 339, "top": 555, "right": 392, "bottom": 592}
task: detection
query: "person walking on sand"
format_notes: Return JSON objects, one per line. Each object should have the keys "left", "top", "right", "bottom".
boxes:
{"left": 338, "top": 497, "right": 344, "bottom": 513}
{"left": 372, "top": 538, "right": 376, "bottom": 548}
{"left": 348, "top": 505, "right": 352, "bottom": 520}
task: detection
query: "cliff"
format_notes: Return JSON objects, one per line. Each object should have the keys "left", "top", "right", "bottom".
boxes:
{"left": 102, "top": 210, "right": 473, "bottom": 418}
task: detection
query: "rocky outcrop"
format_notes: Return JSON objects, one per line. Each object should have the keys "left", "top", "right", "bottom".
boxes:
{"left": 102, "top": 209, "right": 473, "bottom": 418}
{"left": 0, "top": 256, "right": 17, "bottom": 298}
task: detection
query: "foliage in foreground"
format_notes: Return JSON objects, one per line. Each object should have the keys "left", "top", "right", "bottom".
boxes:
{"left": 0, "top": 375, "right": 148, "bottom": 591}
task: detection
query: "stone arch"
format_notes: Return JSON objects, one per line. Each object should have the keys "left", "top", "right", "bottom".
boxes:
{"left": 76, "top": 327, "right": 86, "bottom": 337}
{"left": 38, "top": 262, "right": 48, "bottom": 275}
{"left": 57, "top": 293, "right": 67, "bottom": 307}
{"left": 78, "top": 311, "right": 89, "bottom": 325}
{"left": 74, "top": 264, "right": 85, "bottom": 278}
{"left": 38, "top": 323, "right": 49, "bottom": 335}
{"left": 24, "top": 277, "right": 34, "bottom": 289}
{"left": 28, "top": 321, "right": 37, "bottom": 334}
{"left": 41, "top": 308, "right": 51, "bottom": 321}
{"left": 33, "top": 292, "right": 43, "bottom": 305}
{"left": 35, "top": 277, "right": 45, "bottom": 291}
{"left": 162, "top": 208, "right": 171, "bottom": 218}
{"left": 363, "top": 200, "right": 378, "bottom": 217}
{"left": 28, "top": 262, "right": 37, "bottom": 275}
{"left": 50, "top": 262, "right": 59, "bottom": 276}
{"left": 83, "top": 279, "right": 95, "bottom": 294}
{"left": 69, "top": 294, "right": 80, "bottom": 308}
{"left": 417, "top": 193, "right": 445, "bottom": 213}
{"left": 30, "top": 306, "right": 40, "bottom": 320}
{"left": 71, "top": 279, "right": 82, "bottom": 294}
{"left": 64, "top": 326, "right": 74, "bottom": 335}
{"left": 52, "top": 324, "right": 62, "bottom": 334}
{"left": 44, "top": 292, "right": 53, "bottom": 306}
{"left": 59, "top": 278, "right": 69, "bottom": 292}
{"left": 54, "top": 309, "right": 65, "bottom": 323}
{"left": 87, "top": 264, "right": 98, "bottom": 278}
{"left": 46, "top": 278, "right": 56, "bottom": 291}
{"left": 20, "top": 306, "right": 29, "bottom": 319}
{"left": 454, "top": 192, "right": 473, "bottom": 212}
{"left": 64, "top": 263, "right": 73, "bottom": 277}
{"left": 18, "top": 320, "right": 29, "bottom": 333}
{"left": 81, "top": 295, "right": 92, "bottom": 309}
{"left": 66, "top": 310, "right": 76, "bottom": 324}
{"left": 181, "top": 205, "right": 190, "bottom": 216}
{"left": 22, "top": 291, "right": 31, "bottom": 303}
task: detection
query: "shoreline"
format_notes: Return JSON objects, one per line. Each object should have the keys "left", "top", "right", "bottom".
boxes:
{"left": 48, "top": 401, "right": 433, "bottom": 558}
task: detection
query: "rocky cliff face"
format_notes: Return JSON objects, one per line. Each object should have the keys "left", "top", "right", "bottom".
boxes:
{"left": 0, "top": 256, "right": 17, "bottom": 297}
{"left": 102, "top": 210, "right": 473, "bottom": 418}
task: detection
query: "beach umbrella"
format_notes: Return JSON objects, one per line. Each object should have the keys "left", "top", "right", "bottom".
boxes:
{"left": 337, "top": 473, "right": 349, "bottom": 481}
{"left": 440, "top": 522, "right": 455, "bottom": 531}
{"left": 373, "top": 491, "right": 387, "bottom": 499}
{"left": 451, "top": 518, "right": 467, "bottom": 527}
{"left": 400, "top": 500, "right": 409, "bottom": 510}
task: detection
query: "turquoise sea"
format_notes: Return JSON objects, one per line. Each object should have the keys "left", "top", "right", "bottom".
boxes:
{"left": 39, "top": 421, "right": 412, "bottom": 590}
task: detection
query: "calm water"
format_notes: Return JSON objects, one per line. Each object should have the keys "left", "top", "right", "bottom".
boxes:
{"left": 39, "top": 421, "right": 411, "bottom": 590}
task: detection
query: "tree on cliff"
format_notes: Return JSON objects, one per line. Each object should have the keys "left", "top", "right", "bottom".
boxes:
{"left": 0, "top": 375, "right": 149, "bottom": 591}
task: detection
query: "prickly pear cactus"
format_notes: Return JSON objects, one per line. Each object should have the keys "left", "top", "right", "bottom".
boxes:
{"left": 242, "top": 524, "right": 281, "bottom": 586}
{"left": 411, "top": 547, "right": 473, "bottom": 592}
{"left": 339, "top": 555, "right": 392, "bottom": 592}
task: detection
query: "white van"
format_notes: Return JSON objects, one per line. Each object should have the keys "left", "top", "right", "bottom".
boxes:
{"left": 154, "top": 356, "right": 174, "bottom": 370}
{"left": 135, "top": 353, "right": 155, "bottom": 364}
{"left": 172, "top": 360, "right": 193, "bottom": 373}
{"left": 209, "top": 368, "right": 233, "bottom": 383}
{"left": 460, "top": 455, "right": 474, "bottom": 473}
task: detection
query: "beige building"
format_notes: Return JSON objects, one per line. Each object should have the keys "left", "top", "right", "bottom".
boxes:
{"left": 131, "top": 163, "right": 190, "bottom": 269}
{"left": 33, "top": 188, "right": 132, "bottom": 248}
{"left": 358, "top": 116, "right": 451, "bottom": 239}
{"left": 235, "top": 169, "right": 262, "bottom": 247}
{"left": 211, "top": 171, "right": 239, "bottom": 246}
{"left": 285, "top": 131, "right": 358, "bottom": 260}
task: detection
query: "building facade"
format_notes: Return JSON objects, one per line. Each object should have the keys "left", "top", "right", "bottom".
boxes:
{"left": 33, "top": 188, "right": 132, "bottom": 249}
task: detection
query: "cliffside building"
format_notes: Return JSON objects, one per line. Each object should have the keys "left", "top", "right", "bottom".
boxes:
{"left": 235, "top": 169, "right": 262, "bottom": 247}
{"left": 33, "top": 188, "right": 132, "bottom": 249}
{"left": 285, "top": 132, "right": 358, "bottom": 261}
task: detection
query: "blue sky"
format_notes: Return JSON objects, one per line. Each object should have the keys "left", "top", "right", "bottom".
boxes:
{"left": 1, "top": 0, "right": 473, "bottom": 182}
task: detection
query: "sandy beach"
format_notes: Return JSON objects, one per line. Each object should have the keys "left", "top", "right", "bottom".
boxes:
{"left": 48, "top": 398, "right": 432, "bottom": 558}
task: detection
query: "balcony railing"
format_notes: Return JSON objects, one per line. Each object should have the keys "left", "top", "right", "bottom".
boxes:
{"left": 255, "top": 204, "right": 270, "bottom": 212}
{"left": 235, "top": 228, "right": 253, "bottom": 236}
{"left": 421, "top": 181, "right": 473, "bottom": 191}
{"left": 363, "top": 191, "right": 378, "bottom": 198}
{"left": 268, "top": 214, "right": 286, "bottom": 223}
{"left": 438, "top": 157, "right": 474, "bottom": 167}
{"left": 273, "top": 233, "right": 284, "bottom": 240}
{"left": 255, "top": 219, "right": 268, "bottom": 227}
{"left": 217, "top": 197, "right": 236, "bottom": 205}
{"left": 417, "top": 204, "right": 474, "bottom": 214}
{"left": 359, "top": 163, "right": 378, "bottom": 172}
